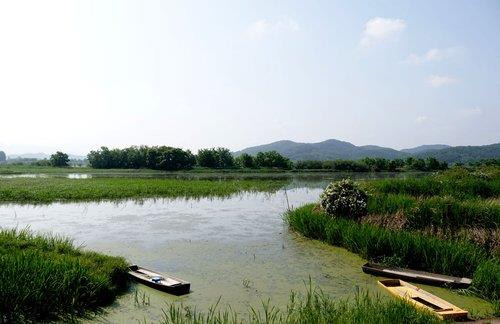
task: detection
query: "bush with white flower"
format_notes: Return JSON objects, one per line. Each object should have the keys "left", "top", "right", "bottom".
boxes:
{"left": 319, "top": 179, "right": 368, "bottom": 219}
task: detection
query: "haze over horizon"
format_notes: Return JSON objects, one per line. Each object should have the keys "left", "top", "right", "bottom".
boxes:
{"left": 1, "top": 1, "right": 499, "bottom": 155}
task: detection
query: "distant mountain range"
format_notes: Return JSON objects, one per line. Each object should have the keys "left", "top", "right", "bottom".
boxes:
{"left": 4, "top": 140, "right": 499, "bottom": 164}
{"left": 7, "top": 153, "right": 86, "bottom": 160}
{"left": 400, "top": 144, "right": 451, "bottom": 154}
{"left": 235, "top": 140, "right": 500, "bottom": 164}
{"left": 7, "top": 153, "right": 50, "bottom": 160}
{"left": 414, "top": 144, "right": 500, "bottom": 164}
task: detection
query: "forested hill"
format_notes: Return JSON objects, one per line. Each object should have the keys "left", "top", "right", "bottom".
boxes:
{"left": 414, "top": 143, "right": 500, "bottom": 163}
{"left": 234, "top": 139, "right": 406, "bottom": 160}
{"left": 400, "top": 144, "right": 451, "bottom": 154}
{"left": 235, "top": 140, "right": 500, "bottom": 163}
{"left": 235, "top": 139, "right": 407, "bottom": 161}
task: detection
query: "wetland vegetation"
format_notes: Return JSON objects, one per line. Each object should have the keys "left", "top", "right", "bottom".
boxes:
{"left": 0, "top": 177, "right": 288, "bottom": 204}
{"left": 0, "top": 228, "right": 128, "bottom": 322}
{"left": 287, "top": 166, "right": 500, "bottom": 314}
{"left": 160, "top": 286, "right": 442, "bottom": 324}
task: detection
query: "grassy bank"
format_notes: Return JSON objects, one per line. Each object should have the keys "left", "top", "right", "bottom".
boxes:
{"left": 286, "top": 205, "right": 499, "bottom": 304}
{"left": 161, "top": 287, "right": 442, "bottom": 324}
{"left": 0, "top": 228, "right": 129, "bottom": 322}
{"left": 358, "top": 167, "right": 500, "bottom": 255}
{"left": 0, "top": 178, "right": 288, "bottom": 203}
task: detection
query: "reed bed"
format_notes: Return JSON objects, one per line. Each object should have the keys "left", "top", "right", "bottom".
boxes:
{"left": 0, "top": 178, "right": 287, "bottom": 204}
{"left": 160, "top": 287, "right": 442, "bottom": 324}
{"left": 0, "top": 228, "right": 129, "bottom": 322}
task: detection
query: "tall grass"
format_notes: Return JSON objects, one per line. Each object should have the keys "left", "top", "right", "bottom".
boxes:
{"left": 0, "top": 228, "right": 129, "bottom": 322}
{"left": 365, "top": 167, "right": 500, "bottom": 199}
{"left": 366, "top": 194, "right": 500, "bottom": 229}
{"left": 160, "top": 286, "right": 442, "bottom": 324}
{"left": 286, "top": 205, "right": 499, "bottom": 302}
{"left": 0, "top": 178, "right": 288, "bottom": 203}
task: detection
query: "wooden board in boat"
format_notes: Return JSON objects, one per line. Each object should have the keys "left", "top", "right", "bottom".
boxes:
{"left": 379, "top": 279, "right": 468, "bottom": 320}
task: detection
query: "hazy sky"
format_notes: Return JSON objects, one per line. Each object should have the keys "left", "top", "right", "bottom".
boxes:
{"left": 0, "top": 0, "right": 499, "bottom": 155}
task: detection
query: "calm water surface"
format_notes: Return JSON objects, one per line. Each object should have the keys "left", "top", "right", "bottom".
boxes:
{"left": 0, "top": 178, "right": 492, "bottom": 321}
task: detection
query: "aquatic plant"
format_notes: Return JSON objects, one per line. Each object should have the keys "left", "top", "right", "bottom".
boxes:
{"left": 160, "top": 286, "right": 442, "bottom": 324}
{"left": 319, "top": 179, "right": 368, "bottom": 219}
{"left": 0, "top": 228, "right": 129, "bottom": 322}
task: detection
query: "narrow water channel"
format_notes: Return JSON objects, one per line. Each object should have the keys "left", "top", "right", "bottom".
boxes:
{"left": 0, "top": 182, "right": 492, "bottom": 321}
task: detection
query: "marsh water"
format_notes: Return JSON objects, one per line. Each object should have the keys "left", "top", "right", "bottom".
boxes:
{"left": 0, "top": 175, "right": 492, "bottom": 321}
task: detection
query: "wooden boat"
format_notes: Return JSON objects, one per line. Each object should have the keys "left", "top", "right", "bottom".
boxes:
{"left": 379, "top": 279, "right": 468, "bottom": 320}
{"left": 362, "top": 262, "right": 472, "bottom": 288}
{"left": 128, "top": 265, "right": 191, "bottom": 295}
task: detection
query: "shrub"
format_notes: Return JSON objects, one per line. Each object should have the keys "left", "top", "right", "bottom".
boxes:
{"left": 320, "top": 179, "right": 368, "bottom": 219}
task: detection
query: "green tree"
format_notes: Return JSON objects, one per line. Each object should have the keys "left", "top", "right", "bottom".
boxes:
{"left": 216, "top": 147, "right": 235, "bottom": 168}
{"left": 405, "top": 157, "right": 415, "bottom": 169}
{"left": 426, "top": 157, "right": 441, "bottom": 171}
{"left": 156, "top": 147, "right": 196, "bottom": 171}
{"left": 235, "top": 153, "right": 255, "bottom": 168}
{"left": 196, "top": 148, "right": 218, "bottom": 168}
{"left": 88, "top": 146, "right": 195, "bottom": 170}
{"left": 411, "top": 158, "right": 427, "bottom": 171}
{"left": 388, "top": 159, "right": 404, "bottom": 172}
{"left": 295, "top": 160, "right": 323, "bottom": 169}
{"left": 254, "top": 151, "right": 292, "bottom": 169}
{"left": 0, "top": 151, "right": 6, "bottom": 162}
{"left": 50, "top": 152, "right": 69, "bottom": 167}
{"left": 196, "top": 147, "right": 235, "bottom": 168}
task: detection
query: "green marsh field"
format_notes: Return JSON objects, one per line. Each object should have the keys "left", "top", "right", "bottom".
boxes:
{"left": 0, "top": 177, "right": 288, "bottom": 203}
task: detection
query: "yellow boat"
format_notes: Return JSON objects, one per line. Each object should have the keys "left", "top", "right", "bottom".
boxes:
{"left": 378, "top": 279, "right": 468, "bottom": 320}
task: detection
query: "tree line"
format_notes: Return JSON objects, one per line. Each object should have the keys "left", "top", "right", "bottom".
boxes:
{"left": 85, "top": 146, "right": 450, "bottom": 171}
{"left": 295, "top": 157, "right": 448, "bottom": 172}
{"left": 12, "top": 146, "right": 499, "bottom": 171}
{"left": 86, "top": 146, "right": 293, "bottom": 170}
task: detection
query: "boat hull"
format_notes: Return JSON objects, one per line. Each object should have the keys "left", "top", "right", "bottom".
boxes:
{"left": 379, "top": 279, "right": 468, "bottom": 320}
{"left": 128, "top": 266, "right": 191, "bottom": 296}
{"left": 362, "top": 263, "right": 471, "bottom": 288}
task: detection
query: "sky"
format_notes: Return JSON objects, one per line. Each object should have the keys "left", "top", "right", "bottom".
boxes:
{"left": 0, "top": 0, "right": 499, "bottom": 155}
